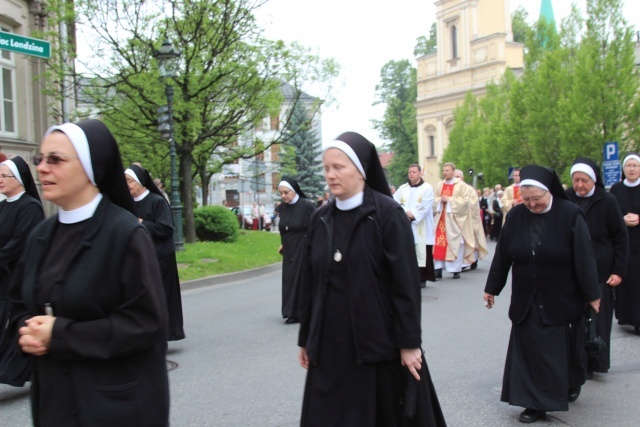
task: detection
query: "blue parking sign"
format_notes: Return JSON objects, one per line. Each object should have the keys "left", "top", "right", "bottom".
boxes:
{"left": 602, "top": 142, "right": 621, "bottom": 189}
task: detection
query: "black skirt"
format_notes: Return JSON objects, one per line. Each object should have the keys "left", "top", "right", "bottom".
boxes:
{"left": 159, "top": 253, "right": 185, "bottom": 341}
{"left": 501, "top": 304, "right": 585, "bottom": 412}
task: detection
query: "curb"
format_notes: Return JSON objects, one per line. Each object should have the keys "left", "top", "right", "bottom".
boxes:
{"left": 180, "top": 263, "right": 282, "bottom": 291}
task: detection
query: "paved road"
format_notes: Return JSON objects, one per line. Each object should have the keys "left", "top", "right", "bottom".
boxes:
{"left": 1, "top": 241, "right": 639, "bottom": 426}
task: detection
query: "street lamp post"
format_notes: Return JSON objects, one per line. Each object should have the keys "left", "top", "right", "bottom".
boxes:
{"left": 154, "top": 40, "right": 184, "bottom": 251}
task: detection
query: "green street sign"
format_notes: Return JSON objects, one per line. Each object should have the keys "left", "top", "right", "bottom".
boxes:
{"left": 0, "top": 31, "right": 51, "bottom": 59}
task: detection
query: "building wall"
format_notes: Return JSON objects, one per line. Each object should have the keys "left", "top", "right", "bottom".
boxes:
{"left": 1, "top": 0, "right": 59, "bottom": 215}
{"left": 416, "top": 0, "right": 523, "bottom": 185}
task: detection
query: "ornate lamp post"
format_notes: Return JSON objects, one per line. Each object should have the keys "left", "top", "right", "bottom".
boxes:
{"left": 154, "top": 40, "right": 184, "bottom": 251}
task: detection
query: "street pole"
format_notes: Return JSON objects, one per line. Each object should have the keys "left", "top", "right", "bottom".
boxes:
{"left": 154, "top": 39, "right": 184, "bottom": 251}
{"left": 165, "top": 84, "right": 184, "bottom": 251}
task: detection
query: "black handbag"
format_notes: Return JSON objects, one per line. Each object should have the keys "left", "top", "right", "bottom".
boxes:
{"left": 585, "top": 307, "right": 607, "bottom": 371}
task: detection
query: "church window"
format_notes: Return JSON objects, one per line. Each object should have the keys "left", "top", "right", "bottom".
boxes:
{"left": 0, "top": 25, "right": 17, "bottom": 135}
{"left": 451, "top": 25, "right": 458, "bottom": 59}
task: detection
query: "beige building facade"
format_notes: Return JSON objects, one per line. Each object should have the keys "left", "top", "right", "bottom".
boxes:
{"left": 415, "top": 0, "right": 524, "bottom": 185}
{"left": 1, "top": 0, "right": 61, "bottom": 215}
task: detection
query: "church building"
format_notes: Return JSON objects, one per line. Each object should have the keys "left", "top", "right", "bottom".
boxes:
{"left": 415, "top": 0, "right": 533, "bottom": 185}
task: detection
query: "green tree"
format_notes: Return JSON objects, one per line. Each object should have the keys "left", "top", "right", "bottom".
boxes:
{"left": 372, "top": 59, "right": 418, "bottom": 187}
{"left": 66, "top": 0, "right": 338, "bottom": 242}
{"left": 279, "top": 101, "right": 324, "bottom": 198}
{"left": 414, "top": 23, "right": 437, "bottom": 57}
{"left": 511, "top": 6, "right": 532, "bottom": 44}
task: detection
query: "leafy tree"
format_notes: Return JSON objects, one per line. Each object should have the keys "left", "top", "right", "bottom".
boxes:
{"left": 511, "top": 6, "right": 532, "bottom": 44}
{"left": 279, "top": 101, "right": 324, "bottom": 198}
{"left": 372, "top": 59, "right": 418, "bottom": 187}
{"left": 60, "top": 0, "right": 338, "bottom": 242}
{"left": 414, "top": 23, "right": 437, "bottom": 57}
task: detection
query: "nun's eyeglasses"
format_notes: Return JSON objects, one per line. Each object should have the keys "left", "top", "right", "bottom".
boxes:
{"left": 33, "top": 153, "right": 79, "bottom": 166}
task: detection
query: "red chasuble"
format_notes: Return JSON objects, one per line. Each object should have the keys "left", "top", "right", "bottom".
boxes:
{"left": 433, "top": 183, "right": 454, "bottom": 261}
{"left": 514, "top": 184, "right": 521, "bottom": 203}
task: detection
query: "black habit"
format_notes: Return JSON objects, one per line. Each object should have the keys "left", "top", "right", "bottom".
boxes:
{"left": 278, "top": 196, "right": 316, "bottom": 320}
{"left": 298, "top": 186, "right": 446, "bottom": 426}
{"left": 485, "top": 198, "right": 600, "bottom": 412}
{"left": 0, "top": 192, "right": 44, "bottom": 385}
{"left": 609, "top": 181, "right": 640, "bottom": 329}
{"left": 9, "top": 196, "right": 169, "bottom": 427}
{"left": 566, "top": 186, "right": 628, "bottom": 372}
{"left": 134, "top": 190, "right": 185, "bottom": 341}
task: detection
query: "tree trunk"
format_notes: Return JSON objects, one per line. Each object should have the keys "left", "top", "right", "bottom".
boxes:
{"left": 199, "top": 165, "right": 209, "bottom": 207}
{"left": 180, "top": 154, "right": 197, "bottom": 243}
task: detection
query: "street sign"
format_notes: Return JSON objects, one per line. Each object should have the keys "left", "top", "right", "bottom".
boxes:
{"left": 602, "top": 141, "right": 621, "bottom": 189}
{"left": 0, "top": 31, "right": 51, "bottom": 59}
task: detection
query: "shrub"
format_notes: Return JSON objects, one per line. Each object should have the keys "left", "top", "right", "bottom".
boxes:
{"left": 194, "top": 206, "right": 239, "bottom": 243}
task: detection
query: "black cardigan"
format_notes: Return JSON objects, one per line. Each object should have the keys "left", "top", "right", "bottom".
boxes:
{"left": 566, "top": 186, "right": 629, "bottom": 282}
{"left": 484, "top": 198, "right": 601, "bottom": 325}
{"left": 298, "top": 186, "right": 422, "bottom": 364}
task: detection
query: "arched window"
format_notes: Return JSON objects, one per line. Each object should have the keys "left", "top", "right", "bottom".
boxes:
{"left": 451, "top": 25, "right": 458, "bottom": 59}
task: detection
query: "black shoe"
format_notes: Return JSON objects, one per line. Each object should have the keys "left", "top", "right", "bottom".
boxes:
{"left": 461, "top": 266, "right": 470, "bottom": 272}
{"left": 420, "top": 281, "right": 427, "bottom": 288}
{"left": 568, "top": 386, "right": 581, "bottom": 402}
{"left": 471, "top": 261, "right": 478, "bottom": 270}
{"left": 586, "top": 371, "right": 594, "bottom": 380}
{"left": 519, "top": 409, "right": 545, "bottom": 423}
{"left": 435, "top": 269, "right": 442, "bottom": 279}
{"left": 453, "top": 272, "right": 461, "bottom": 279}
{"left": 284, "top": 318, "right": 299, "bottom": 324}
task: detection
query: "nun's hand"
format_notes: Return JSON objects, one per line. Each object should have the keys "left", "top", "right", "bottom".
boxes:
{"left": 278, "top": 245, "right": 283, "bottom": 255}
{"left": 624, "top": 213, "right": 639, "bottom": 227}
{"left": 19, "top": 315, "right": 55, "bottom": 356}
{"left": 299, "top": 347, "right": 309, "bottom": 369}
{"left": 400, "top": 348, "right": 422, "bottom": 381}
{"left": 607, "top": 274, "right": 622, "bottom": 287}
{"left": 484, "top": 293, "right": 495, "bottom": 309}
{"left": 590, "top": 298, "right": 601, "bottom": 314}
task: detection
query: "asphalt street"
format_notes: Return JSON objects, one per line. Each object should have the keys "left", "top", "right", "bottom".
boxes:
{"left": 1, "top": 240, "right": 639, "bottom": 426}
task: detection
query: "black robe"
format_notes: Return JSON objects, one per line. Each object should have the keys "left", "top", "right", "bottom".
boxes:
{"left": 299, "top": 187, "right": 446, "bottom": 426}
{"left": 485, "top": 199, "right": 600, "bottom": 412}
{"left": 134, "top": 191, "right": 185, "bottom": 341}
{"left": 609, "top": 181, "right": 640, "bottom": 328}
{"left": 0, "top": 193, "right": 44, "bottom": 386}
{"left": 278, "top": 197, "right": 315, "bottom": 320}
{"left": 566, "top": 187, "right": 629, "bottom": 372}
{"left": 9, "top": 197, "right": 169, "bottom": 427}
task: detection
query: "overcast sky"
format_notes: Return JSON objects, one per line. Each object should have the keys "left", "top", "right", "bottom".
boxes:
{"left": 255, "top": 0, "right": 640, "bottom": 147}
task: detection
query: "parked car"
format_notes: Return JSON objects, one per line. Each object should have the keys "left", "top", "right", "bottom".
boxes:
{"left": 229, "top": 206, "right": 271, "bottom": 231}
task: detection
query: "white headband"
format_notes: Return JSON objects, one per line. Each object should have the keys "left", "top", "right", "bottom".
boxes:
{"left": 623, "top": 154, "right": 640, "bottom": 168}
{"left": 323, "top": 140, "right": 366, "bottom": 179}
{"left": 44, "top": 123, "right": 96, "bottom": 186}
{"left": 278, "top": 181, "right": 295, "bottom": 193}
{"left": 1, "top": 160, "right": 23, "bottom": 186}
{"left": 520, "top": 179, "right": 549, "bottom": 192}
{"left": 125, "top": 168, "right": 142, "bottom": 186}
{"left": 570, "top": 163, "right": 596, "bottom": 183}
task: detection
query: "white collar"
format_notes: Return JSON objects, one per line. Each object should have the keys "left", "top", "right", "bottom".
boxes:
{"left": 444, "top": 178, "right": 456, "bottom": 185}
{"left": 624, "top": 178, "right": 640, "bottom": 187}
{"left": 6, "top": 191, "right": 25, "bottom": 202}
{"left": 134, "top": 189, "right": 150, "bottom": 202}
{"left": 288, "top": 194, "right": 300, "bottom": 205}
{"left": 336, "top": 192, "right": 364, "bottom": 211}
{"left": 59, "top": 193, "right": 103, "bottom": 224}
{"left": 576, "top": 187, "right": 596, "bottom": 198}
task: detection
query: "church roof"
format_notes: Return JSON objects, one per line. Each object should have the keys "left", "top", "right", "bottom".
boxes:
{"left": 539, "top": 0, "right": 555, "bottom": 24}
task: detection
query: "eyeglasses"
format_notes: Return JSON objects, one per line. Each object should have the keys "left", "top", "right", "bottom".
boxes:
{"left": 33, "top": 153, "right": 79, "bottom": 166}
{"left": 0, "top": 174, "right": 15, "bottom": 179}
{"left": 522, "top": 191, "right": 548, "bottom": 204}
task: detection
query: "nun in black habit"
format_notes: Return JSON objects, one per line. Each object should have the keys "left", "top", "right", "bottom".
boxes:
{"left": 484, "top": 165, "right": 601, "bottom": 424}
{"left": 8, "top": 120, "right": 170, "bottom": 427}
{"left": 610, "top": 153, "right": 640, "bottom": 333}
{"left": 276, "top": 177, "right": 316, "bottom": 324}
{"left": 125, "top": 164, "right": 185, "bottom": 341}
{"left": 298, "top": 132, "right": 446, "bottom": 426}
{"left": 566, "top": 157, "right": 628, "bottom": 375}
{"left": 0, "top": 156, "right": 45, "bottom": 386}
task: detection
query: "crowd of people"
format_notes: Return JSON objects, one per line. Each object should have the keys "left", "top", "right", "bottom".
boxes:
{"left": 2, "top": 120, "right": 640, "bottom": 425}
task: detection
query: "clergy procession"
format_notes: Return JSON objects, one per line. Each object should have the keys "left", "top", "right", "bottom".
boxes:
{"left": 1, "top": 121, "right": 640, "bottom": 426}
